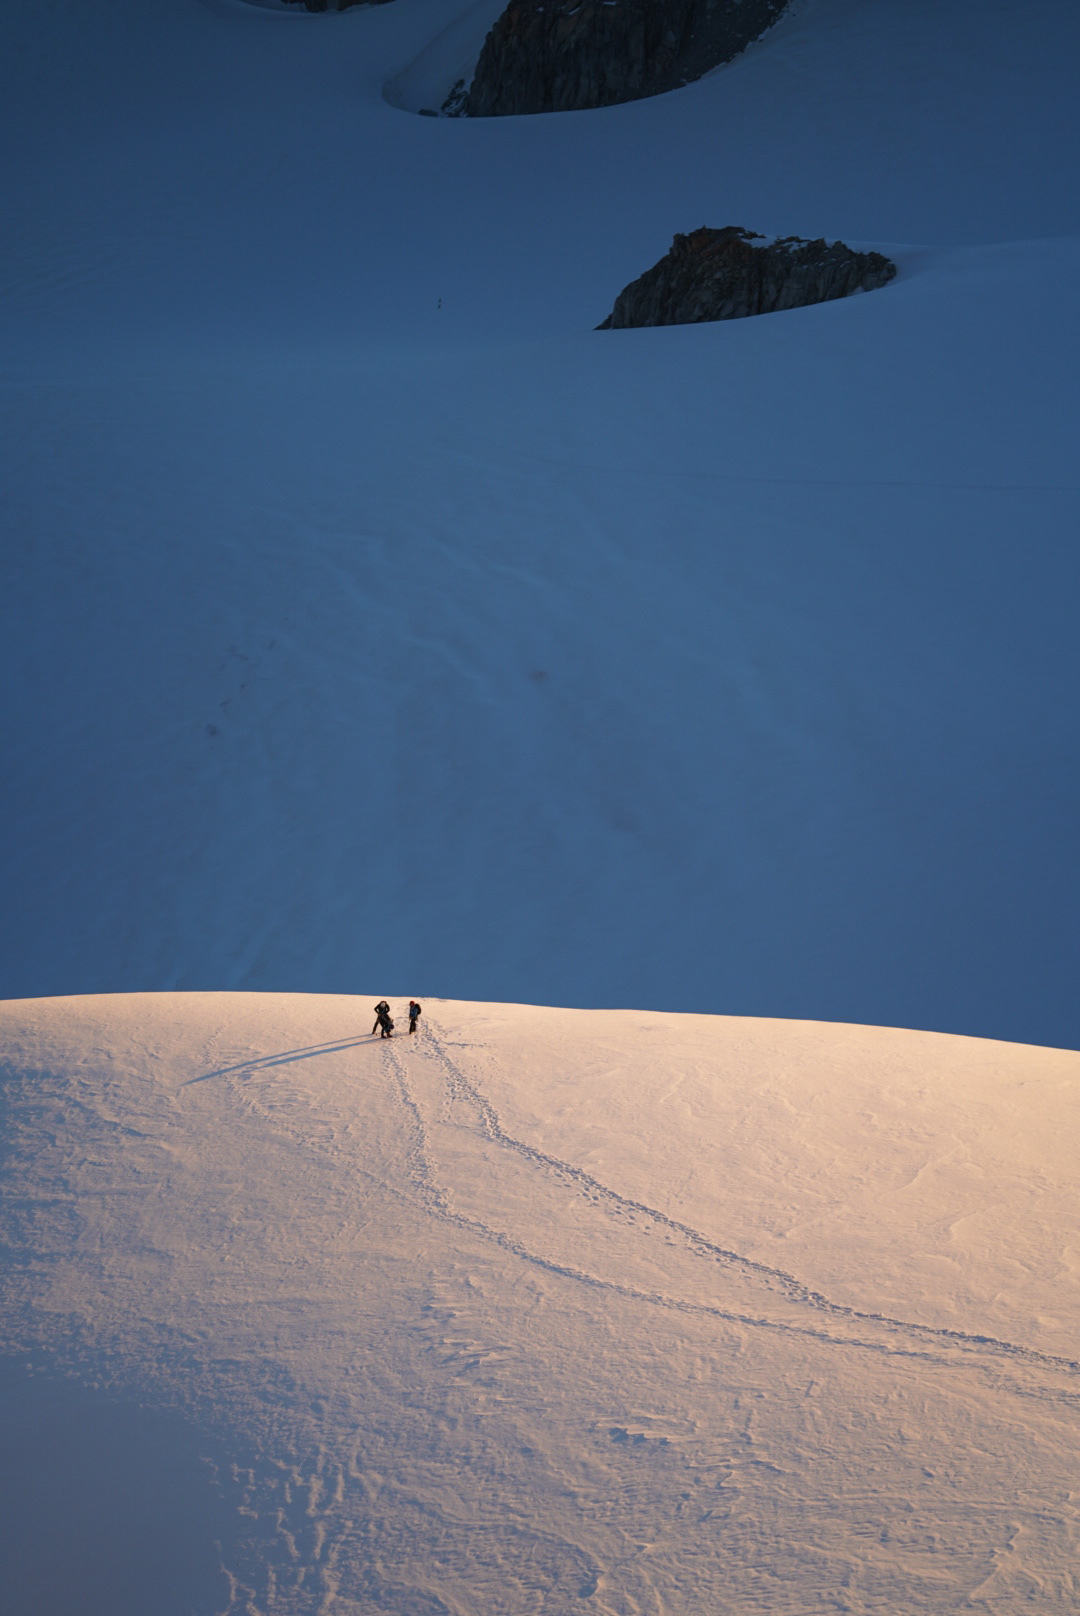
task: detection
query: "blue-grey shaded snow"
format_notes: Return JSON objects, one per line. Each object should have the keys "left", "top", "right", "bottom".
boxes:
{"left": 1, "top": 0, "right": 1078, "bottom": 1045}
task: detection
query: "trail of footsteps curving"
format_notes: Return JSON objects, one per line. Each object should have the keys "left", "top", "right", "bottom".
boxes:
{"left": 408, "top": 1031, "right": 1080, "bottom": 1387}
{"left": 383, "top": 1051, "right": 1080, "bottom": 1415}
{"left": 216, "top": 1032, "right": 1080, "bottom": 1398}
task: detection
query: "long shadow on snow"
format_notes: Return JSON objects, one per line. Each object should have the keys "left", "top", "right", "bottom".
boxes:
{"left": 184, "top": 1033, "right": 384, "bottom": 1084}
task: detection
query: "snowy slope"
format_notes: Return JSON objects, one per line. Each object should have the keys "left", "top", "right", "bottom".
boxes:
{"left": 2, "top": 992, "right": 1079, "bottom": 1613}
{"left": 1, "top": 0, "right": 1079, "bottom": 1044}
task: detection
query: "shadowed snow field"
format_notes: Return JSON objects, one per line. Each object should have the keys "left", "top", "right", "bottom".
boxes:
{"left": 1, "top": 0, "right": 1079, "bottom": 1043}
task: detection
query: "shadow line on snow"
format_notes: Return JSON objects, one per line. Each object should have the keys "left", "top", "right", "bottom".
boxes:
{"left": 184, "top": 1035, "right": 383, "bottom": 1085}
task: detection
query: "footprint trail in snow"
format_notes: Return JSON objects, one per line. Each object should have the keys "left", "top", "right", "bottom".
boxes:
{"left": 3, "top": 992, "right": 1079, "bottom": 1615}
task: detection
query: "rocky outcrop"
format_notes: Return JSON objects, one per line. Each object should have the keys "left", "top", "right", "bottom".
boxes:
{"left": 597, "top": 228, "right": 897, "bottom": 328}
{"left": 277, "top": 0, "right": 388, "bottom": 11}
{"left": 465, "top": 0, "right": 789, "bottom": 117}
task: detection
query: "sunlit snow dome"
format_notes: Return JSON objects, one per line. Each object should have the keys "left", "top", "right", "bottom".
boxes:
{"left": 3, "top": 992, "right": 1080, "bottom": 1612}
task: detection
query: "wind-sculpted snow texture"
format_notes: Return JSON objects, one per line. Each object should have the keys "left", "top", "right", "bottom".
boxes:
{"left": 597, "top": 227, "right": 897, "bottom": 326}
{"left": 2, "top": 993, "right": 1080, "bottom": 1613}
{"left": 1, "top": 0, "right": 1080, "bottom": 1047}
{"left": 465, "top": 0, "right": 789, "bottom": 116}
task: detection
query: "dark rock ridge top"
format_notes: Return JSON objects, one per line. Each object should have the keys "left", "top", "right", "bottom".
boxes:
{"left": 273, "top": 0, "right": 387, "bottom": 11}
{"left": 465, "top": 0, "right": 789, "bottom": 117}
{"left": 597, "top": 228, "right": 897, "bottom": 328}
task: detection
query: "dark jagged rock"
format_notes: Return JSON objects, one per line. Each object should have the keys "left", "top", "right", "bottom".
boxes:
{"left": 277, "top": 0, "right": 389, "bottom": 11}
{"left": 597, "top": 228, "right": 897, "bottom": 328}
{"left": 441, "top": 78, "right": 471, "bottom": 117}
{"left": 465, "top": 0, "right": 789, "bottom": 118}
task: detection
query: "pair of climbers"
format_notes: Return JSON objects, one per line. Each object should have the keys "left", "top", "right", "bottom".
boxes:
{"left": 372, "top": 1000, "right": 422, "bottom": 1039}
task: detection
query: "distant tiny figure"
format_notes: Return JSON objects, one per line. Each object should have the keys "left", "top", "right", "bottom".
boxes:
{"left": 408, "top": 1001, "right": 422, "bottom": 1035}
{"left": 373, "top": 1000, "right": 390, "bottom": 1036}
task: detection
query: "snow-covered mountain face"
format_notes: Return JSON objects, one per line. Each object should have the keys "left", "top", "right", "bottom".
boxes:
{"left": 2, "top": 0, "right": 1079, "bottom": 1045}
{"left": 3, "top": 12, "right": 1080, "bottom": 1604}
{"left": 2, "top": 993, "right": 1079, "bottom": 1613}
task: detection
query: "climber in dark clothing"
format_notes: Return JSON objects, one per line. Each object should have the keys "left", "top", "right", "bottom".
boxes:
{"left": 377, "top": 1008, "right": 394, "bottom": 1038}
{"left": 373, "top": 1000, "right": 390, "bottom": 1036}
{"left": 408, "top": 1001, "right": 421, "bottom": 1035}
